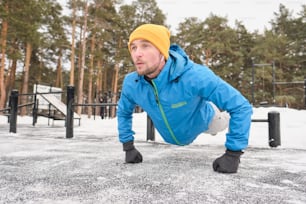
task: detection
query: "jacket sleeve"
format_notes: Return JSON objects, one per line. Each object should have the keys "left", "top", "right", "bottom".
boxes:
{"left": 197, "top": 66, "right": 253, "bottom": 151}
{"left": 117, "top": 79, "right": 136, "bottom": 144}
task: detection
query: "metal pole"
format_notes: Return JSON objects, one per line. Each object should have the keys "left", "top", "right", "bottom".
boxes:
{"left": 66, "top": 86, "right": 74, "bottom": 138}
{"left": 304, "top": 78, "right": 306, "bottom": 108}
{"left": 32, "top": 99, "right": 38, "bottom": 126}
{"left": 146, "top": 115, "right": 155, "bottom": 141}
{"left": 272, "top": 61, "right": 276, "bottom": 104}
{"left": 9, "top": 90, "right": 18, "bottom": 133}
{"left": 32, "top": 91, "right": 38, "bottom": 126}
{"left": 252, "top": 63, "right": 274, "bottom": 105}
{"left": 251, "top": 63, "right": 255, "bottom": 104}
{"left": 268, "top": 111, "right": 281, "bottom": 147}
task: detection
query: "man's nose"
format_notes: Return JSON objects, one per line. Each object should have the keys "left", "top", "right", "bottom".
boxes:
{"left": 134, "top": 49, "right": 143, "bottom": 57}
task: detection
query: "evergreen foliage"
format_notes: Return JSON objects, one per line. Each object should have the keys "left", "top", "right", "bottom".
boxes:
{"left": 0, "top": 0, "right": 305, "bottom": 112}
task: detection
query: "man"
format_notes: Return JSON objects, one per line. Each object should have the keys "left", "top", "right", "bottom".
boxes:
{"left": 117, "top": 24, "right": 253, "bottom": 173}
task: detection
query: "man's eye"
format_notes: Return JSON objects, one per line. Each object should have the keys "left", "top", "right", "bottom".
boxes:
{"left": 142, "top": 43, "right": 151, "bottom": 49}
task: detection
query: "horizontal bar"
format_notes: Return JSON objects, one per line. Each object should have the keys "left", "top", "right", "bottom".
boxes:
{"left": 17, "top": 102, "right": 35, "bottom": 108}
{"left": 18, "top": 91, "right": 64, "bottom": 96}
{"left": 17, "top": 93, "right": 37, "bottom": 96}
{"left": 0, "top": 107, "right": 10, "bottom": 112}
{"left": 37, "top": 91, "right": 64, "bottom": 94}
{"left": 253, "top": 63, "right": 271, "bottom": 66}
{"left": 274, "top": 81, "right": 304, "bottom": 85}
{"left": 252, "top": 119, "right": 268, "bottom": 122}
{"left": 73, "top": 103, "right": 117, "bottom": 107}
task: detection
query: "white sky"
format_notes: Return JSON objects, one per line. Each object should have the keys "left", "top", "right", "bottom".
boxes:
{"left": 124, "top": 0, "right": 305, "bottom": 33}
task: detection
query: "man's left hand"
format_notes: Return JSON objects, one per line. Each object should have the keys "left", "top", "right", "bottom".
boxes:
{"left": 213, "top": 150, "right": 243, "bottom": 173}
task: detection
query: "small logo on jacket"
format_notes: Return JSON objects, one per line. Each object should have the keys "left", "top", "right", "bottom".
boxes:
{"left": 171, "top": 101, "right": 187, "bottom": 108}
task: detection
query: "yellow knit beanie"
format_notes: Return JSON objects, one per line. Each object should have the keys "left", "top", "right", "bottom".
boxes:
{"left": 128, "top": 24, "right": 170, "bottom": 60}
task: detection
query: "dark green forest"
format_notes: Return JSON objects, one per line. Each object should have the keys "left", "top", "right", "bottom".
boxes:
{"left": 0, "top": 0, "right": 305, "bottom": 115}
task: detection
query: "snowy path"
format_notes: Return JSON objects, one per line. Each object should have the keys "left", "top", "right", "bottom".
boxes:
{"left": 1, "top": 122, "right": 306, "bottom": 204}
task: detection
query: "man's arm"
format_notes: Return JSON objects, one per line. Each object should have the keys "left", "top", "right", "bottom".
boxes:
{"left": 196, "top": 66, "right": 253, "bottom": 151}
{"left": 210, "top": 81, "right": 253, "bottom": 151}
{"left": 196, "top": 65, "right": 252, "bottom": 173}
{"left": 117, "top": 85, "right": 143, "bottom": 163}
{"left": 117, "top": 92, "right": 136, "bottom": 144}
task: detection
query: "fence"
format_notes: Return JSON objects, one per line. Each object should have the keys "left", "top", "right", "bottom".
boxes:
{"left": 251, "top": 112, "right": 281, "bottom": 147}
{"left": 7, "top": 89, "right": 65, "bottom": 133}
{"left": 66, "top": 86, "right": 118, "bottom": 138}
{"left": 146, "top": 112, "right": 281, "bottom": 148}
{"left": 4, "top": 86, "right": 281, "bottom": 148}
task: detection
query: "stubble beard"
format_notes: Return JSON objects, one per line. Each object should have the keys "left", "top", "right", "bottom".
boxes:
{"left": 136, "top": 64, "right": 159, "bottom": 77}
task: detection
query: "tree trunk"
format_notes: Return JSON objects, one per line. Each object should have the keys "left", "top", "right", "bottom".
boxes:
{"left": 0, "top": 3, "right": 8, "bottom": 110}
{"left": 204, "top": 49, "right": 211, "bottom": 66}
{"left": 97, "top": 58, "right": 102, "bottom": 95}
{"left": 20, "top": 42, "right": 32, "bottom": 116}
{"left": 110, "top": 37, "right": 122, "bottom": 117}
{"left": 96, "top": 58, "right": 103, "bottom": 118}
{"left": 37, "top": 55, "right": 42, "bottom": 83}
{"left": 87, "top": 29, "right": 96, "bottom": 118}
{"left": 76, "top": 1, "right": 88, "bottom": 115}
{"left": 103, "top": 64, "right": 107, "bottom": 93}
{"left": 5, "top": 40, "right": 18, "bottom": 95}
{"left": 5, "top": 59, "right": 17, "bottom": 97}
{"left": 111, "top": 63, "right": 119, "bottom": 117}
{"left": 55, "top": 48, "right": 63, "bottom": 88}
{"left": 69, "top": 0, "right": 76, "bottom": 86}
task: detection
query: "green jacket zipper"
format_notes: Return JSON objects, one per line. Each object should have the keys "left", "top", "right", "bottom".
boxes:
{"left": 151, "top": 81, "right": 182, "bottom": 145}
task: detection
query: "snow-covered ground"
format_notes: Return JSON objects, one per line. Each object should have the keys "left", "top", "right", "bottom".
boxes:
{"left": 0, "top": 107, "right": 305, "bottom": 203}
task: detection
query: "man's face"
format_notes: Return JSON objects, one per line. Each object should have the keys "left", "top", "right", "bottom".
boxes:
{"left": 130, "top": 39, "right": 165, "bottom": 78}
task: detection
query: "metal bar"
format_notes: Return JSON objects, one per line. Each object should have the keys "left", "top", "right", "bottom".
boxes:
{"left": 16, "top": 93, "right": 37, "bottom": 96}
{"left": 0, "top": 107, "right": 10, "bottom": 112}
{"left": 272, "top": 61, "right": 275, "bottom": 104}
{"left": 251, "top": 63, "right": 256, "bottom": 104}
{"left": 268, "top": 111, "right": 281, "bottom": 147}
{"left": 73, "top": 103, "right": 117, "bottom": 107}
{"left": 66, "top": 86, "right": 74, "bottom": 139}
{"left": 32, "top": 94, "right": 38, "bottom": 126}
{"left": 9, "top": 90, "right": 18, "bottom": 133}
{"left": 17, "top": 91, "right": 64, "bottom": 96}
{"left": 146, "top": 115, "right": 155, "bottom": 141}
{"left": 37, "top": 91, "right": 64, "bottom": 95}
{"left": 17, "top": 102, "right": 35, "bottom": 108}
{"left": 253, "top": 63, "right": 271, "bottom": 66}
{"left": 251, "top": 119, "right": 268, "bottom": 122}
{"left": 304, "top": 78, "right": 306, "bottom": 108}
{"left": 252, "top": 111, "right": 281, "bottom": 148}
{"left": 274, "top": 81, "right": 304, "bottom": 85}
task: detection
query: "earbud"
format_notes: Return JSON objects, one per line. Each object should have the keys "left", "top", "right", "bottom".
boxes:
{"left": 160, "top": 55, "right": 164, "bottom": 62}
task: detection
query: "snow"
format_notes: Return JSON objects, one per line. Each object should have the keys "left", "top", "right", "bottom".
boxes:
{"left": 0, "top": 107, "right": 306, "bottom": 203}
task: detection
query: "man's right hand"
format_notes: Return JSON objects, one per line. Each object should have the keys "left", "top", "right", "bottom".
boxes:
{"left": 123, "top": 141, "right": 143, "bottom": 163}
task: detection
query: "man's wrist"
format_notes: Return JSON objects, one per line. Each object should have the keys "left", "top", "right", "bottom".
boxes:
{"left": 226, "top": 149, "right": 244, "bottom": 156}
{"left": 123, "top": 141, "right": 135, "bottom": 151}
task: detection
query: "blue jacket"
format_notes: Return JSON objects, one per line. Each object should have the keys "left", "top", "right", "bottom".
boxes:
{"left": 117, "top": 45, "right": 252, "bottom": 151}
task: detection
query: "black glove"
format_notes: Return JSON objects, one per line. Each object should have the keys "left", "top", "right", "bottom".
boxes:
{"left": 123, "top": 141, "right": 143, "bottom": 163}
{"left": 213, "top": 150, "right": 243, "bottom": 173}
